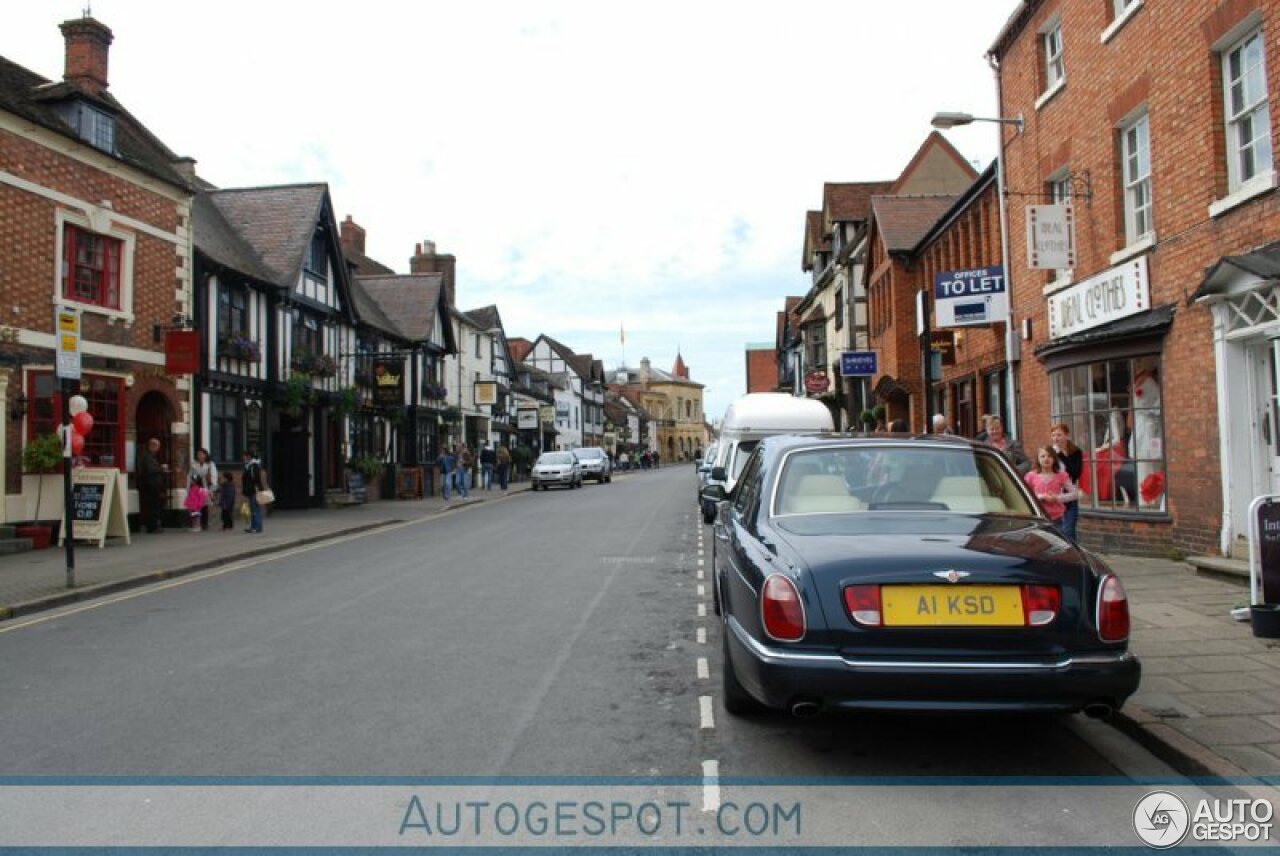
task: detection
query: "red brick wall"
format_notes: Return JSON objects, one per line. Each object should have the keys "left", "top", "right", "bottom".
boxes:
{"left": 745, "top": 348, "right": 777, "bottom": 393}
{"left": 0, "top": 124, "right": 189, "bottom": 495}
{"left": 996, "top": 0, "right": 1280, "bottom": 556}
{"left": 868, "top": 230, "right": 927, "bottom": 430}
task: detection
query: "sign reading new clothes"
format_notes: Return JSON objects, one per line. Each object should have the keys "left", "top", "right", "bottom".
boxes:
{"left": 1047, "top": 256, "right": 1149, "bottom": 340}
{"left": 933, "top": 266, "right": 1007, "bottom": 327}
{"left": 373, "top": 359, "right": 404, "bottom": 407}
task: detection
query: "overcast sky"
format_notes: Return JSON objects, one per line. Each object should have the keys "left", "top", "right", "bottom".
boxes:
{"left": 7, "top": 1, "right": 1012, "bottom": 420}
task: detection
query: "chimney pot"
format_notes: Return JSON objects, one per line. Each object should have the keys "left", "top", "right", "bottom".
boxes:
{"left": 60, "top": 17, "right": 113, "bottom": 96}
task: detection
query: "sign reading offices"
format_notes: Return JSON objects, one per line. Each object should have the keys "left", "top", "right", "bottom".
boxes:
{"left": 1048, "top": 255, "right": 1149, "bottom": 340}
{"left": 933, "top": 266, "right": 1007, "bottom": 328}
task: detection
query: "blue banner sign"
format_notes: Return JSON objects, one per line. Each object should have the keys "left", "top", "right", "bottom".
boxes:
{"left": 840, "top": 351, "right": 878, "bottom": 377}
{"left": 933, "top": 266, "right": 1007, "bottom": 328}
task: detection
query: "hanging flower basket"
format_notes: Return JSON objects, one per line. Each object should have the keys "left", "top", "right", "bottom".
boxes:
{"left": 291, "top": 351, "right": 338, "bottom": 378}
{"left": 219, "top": 335, "right": 261, "bottom": 362}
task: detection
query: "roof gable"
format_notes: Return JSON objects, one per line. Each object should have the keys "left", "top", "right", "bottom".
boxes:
{"left": 822, "top": 181, "right": 894, "bottom": 230}
{"left": 356, "top": 272, "right": 456, "bottom": 351}
{"left": 206, "top": 184, "right": 329, "bottom": 287}
{"left": 889, "top": 131, "right": 979, "bottom": 196}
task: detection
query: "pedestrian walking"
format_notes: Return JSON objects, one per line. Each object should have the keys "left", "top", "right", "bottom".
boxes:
{"left": 218, "top": 471, "right": 236, "bottom": 531}
{"left": 436, "top": 446, "right": 456, "bottom": 500}
{"left": 480, "top": 443, "right": 496, "bottom": 490}
{"left": 242, "top": 449, "right": 265, "bottom": 534}
{"left": 496, "top": 444, "right": 511, "bottom": 491}
{"left": 1025, "top": 445, "right": 1071, "bottom": 526}
{"left": 184, "top": 475, "right": 208, "bottom": 532}
{"left": 456, "top": 444, "right": 473, "bottom": 498}
{"left": 138, "top": 437, "right": 168, "bottom": 533}
{"left": 188, "top": 447, "right": 217, "bottom": 531}
{"left": 1051, "top": 422, "right": 1083, "bottom": 541}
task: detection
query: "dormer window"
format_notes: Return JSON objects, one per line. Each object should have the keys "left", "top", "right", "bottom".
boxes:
{"left": 57, "top": 100, "right": 116, "bottom": 153}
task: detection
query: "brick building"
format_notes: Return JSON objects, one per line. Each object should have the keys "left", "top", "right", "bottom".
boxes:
{"left": 991, "top": 0, "right": 1280, "bottom": 557}
{"left": 0, "top": 16, "right": 195, "bottom": 525}
{"left": 744, "top": 342, "right": 777, "bottom": 393}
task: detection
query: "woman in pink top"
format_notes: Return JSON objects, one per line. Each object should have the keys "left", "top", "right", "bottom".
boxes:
{"left": 1024, "top": 445, "right": 1070, "bottom": 522}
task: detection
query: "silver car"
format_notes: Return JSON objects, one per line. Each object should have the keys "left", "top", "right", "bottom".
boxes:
{"left": 572, "top": 447, "right": 612, "bottom": 483}
{"left": 531, "top": 452, "right": 583, "bottom": 490}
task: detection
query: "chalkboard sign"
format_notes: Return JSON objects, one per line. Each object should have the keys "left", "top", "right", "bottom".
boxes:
{"left": 60, "top": 468, "right": 130, "bottom": 548}
{"left": 1258, "top": 499, "right": 1280, "bottom": 604}
{"left": 347, "top": 471, "right": 368, "bottom": 504}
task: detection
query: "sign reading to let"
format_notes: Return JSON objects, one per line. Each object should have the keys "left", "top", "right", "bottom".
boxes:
{"left": 1026, "top": 203, "right": 1077, "bottom": 270}
{"left": 55, "top": 306, "right": 81, "bottom": 380}
{"left": 933, "top": 266, "right": 1007, "bottom": 328}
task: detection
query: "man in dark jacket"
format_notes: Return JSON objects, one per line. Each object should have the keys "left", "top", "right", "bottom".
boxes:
{"left": 138, "top": 437, "right": 167, "bottom": 532}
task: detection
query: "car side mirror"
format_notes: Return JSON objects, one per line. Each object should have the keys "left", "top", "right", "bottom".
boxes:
{"left": 711, "top": 466, "right": 727, "bottom": 482}
{"left": 700, "top": 484, "right": 728, "bottom": 504}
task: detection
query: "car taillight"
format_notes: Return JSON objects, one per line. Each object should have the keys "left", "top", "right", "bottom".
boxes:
{"left": 1097, "top": 575, "right": 1130, "bottom": 642}
{"left": 1021, "top": 584, "right": 1060, "bottom": 627}
{"left": 843, "top": 585, "right": 882, "bottom": 627}
{"left": 761, "top": 574, "right": 805, "bottom": 642}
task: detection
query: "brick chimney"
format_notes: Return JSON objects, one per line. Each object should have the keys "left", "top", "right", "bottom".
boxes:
{"left": 410, "top": 240, "right": 456, "bottom": 310}
{"left": 340, "top": 215, "right": 366, "bottom": 255}
{"left": 640, "top": 357, "right": 651, "bottom": 388}
{"left": 60, "top": 16, "right": 113, "bottom": 96}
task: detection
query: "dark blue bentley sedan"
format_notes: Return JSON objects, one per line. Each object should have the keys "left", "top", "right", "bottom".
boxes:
{"left": 701, "top": 434, "right": 1140, "bottom": 718}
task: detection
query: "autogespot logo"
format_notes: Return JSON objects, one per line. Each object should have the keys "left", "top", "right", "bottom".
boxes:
{"left": 1133, "top": 791, "right": 1190, "bottom": 849}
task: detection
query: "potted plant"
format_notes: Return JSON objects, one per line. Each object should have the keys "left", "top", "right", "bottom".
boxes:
{"left": 283, "top": 373, "right": 315, "bottom": 417}
{"left": 859, "top": 409, "right": 877, "bottom": 432}
{"left": 19, "top": 433, "right": 62, "bottom": 549}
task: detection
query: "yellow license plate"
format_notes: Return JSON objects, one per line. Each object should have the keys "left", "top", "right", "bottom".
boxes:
{"left": 882, "top": 585, "right": 1024, "bottom": 627}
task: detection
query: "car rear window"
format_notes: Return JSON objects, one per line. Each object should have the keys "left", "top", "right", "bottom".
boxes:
{"left": 538, "top": 453, "right": 576, "bottom": 465}
{"left": 772, "top": 445, "right": 1037, "bottom": 516}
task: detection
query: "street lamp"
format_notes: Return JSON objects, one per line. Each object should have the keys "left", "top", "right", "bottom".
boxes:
{"left": 930, "top": 110, "right": 1023, "bottom": 441}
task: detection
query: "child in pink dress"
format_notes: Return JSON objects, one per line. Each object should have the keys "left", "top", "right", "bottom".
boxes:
{"left": 184, "top": 475, "right": 209, "bottom": 532}
{"left": 1025, "top": 445, "right": 1070, "bottom": 522}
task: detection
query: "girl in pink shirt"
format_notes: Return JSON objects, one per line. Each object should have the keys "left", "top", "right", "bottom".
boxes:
{"left": 1025, "top": 446, "right": 1070, "bottom": 522}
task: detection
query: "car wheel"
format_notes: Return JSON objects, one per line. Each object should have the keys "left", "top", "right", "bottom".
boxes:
{"left": 722, "top": 630, "right": 759, "bottom": 716}
{"left": 712, "top": 569, "right": 722, "bottom": 616}
{"left": 702, "top": 505, "right": 716, "bottom": 525}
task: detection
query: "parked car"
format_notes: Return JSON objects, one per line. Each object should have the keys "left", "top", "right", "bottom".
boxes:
{"left": 702, "top": 393, "right": 833, "bottom": 524}
{"left": 702, "top": 434, "right": 1140, "bottom": 718}
{"left": 531, "top": 452, "right": 583, "bottom": 490}
{"left": 572, "top": 447, "right": 612, "bottom": 483}
{"left": 696, "top": 441, "right": 719, "bottom": 505}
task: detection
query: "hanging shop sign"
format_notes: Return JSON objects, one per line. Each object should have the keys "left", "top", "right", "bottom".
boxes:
{"left": 517, "top": 408, "right": 539, "bottom": 430}
{"left": 933, "top": 266, "right": 1007, "bottom": 328}
{"left": 804, "top": 370, "right": 830, "bottom": 394}
{"left": 372, "top": 359, "right": 405, "bottom": 407}
{"left": 164, "top": 330, "right": 200, "bottom": 375}
{"left": 474, "top": 381, "right": 498, "bottom": 406}
{"left": 1026, "top": 203, "right": 1077, "bottom": 270}
{"left": 1047, "top": 255, "right": 1149, "bottom": 340}
{"left": 930, "top": 331, "right": 957, "bottom": 367}
{"left": 540, "top": 405, "right": 557, "bottom": 425}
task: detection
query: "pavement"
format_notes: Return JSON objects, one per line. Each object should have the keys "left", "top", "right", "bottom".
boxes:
{"left": 2, "top": 478, "right": 1278, "bottom": 778}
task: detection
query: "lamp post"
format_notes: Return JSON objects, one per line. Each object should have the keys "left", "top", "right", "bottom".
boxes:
{"left": 931, "top": 110, "right": 1024, "bottom": 442}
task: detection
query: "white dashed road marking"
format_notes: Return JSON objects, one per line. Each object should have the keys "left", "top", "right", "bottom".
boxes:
{"left": 697, "top": 603, "right": 706, "bottom": 617}
{"left": 697, "top": 657, "right": 709, "bottom": 679}
{"left": 697, "top": 584, "right": 706, "bottom": 597}
{"left": 696, "top": 627, "right": 706, "bottom": 644}
{"left": 699, "top": 696, "right": 715, "bottom": 729}
{"left": 701, "top": 760, "right": 721, "bottom": 812}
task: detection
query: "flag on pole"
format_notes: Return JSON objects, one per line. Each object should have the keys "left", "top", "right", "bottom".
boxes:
{"left": 620, "top": 322, "right": 625, "bottom": 346}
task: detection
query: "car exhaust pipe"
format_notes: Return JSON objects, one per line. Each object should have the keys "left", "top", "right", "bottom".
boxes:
{"left": 1083, "top": 702, "right": 1114, "bottom": 720}
{"left": 790, "top": 700, "right": 822, "bottom": 718}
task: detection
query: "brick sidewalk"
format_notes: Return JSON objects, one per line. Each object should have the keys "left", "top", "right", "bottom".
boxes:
{"left": 1, "top": 489, "right": 1277, "bottom": 776}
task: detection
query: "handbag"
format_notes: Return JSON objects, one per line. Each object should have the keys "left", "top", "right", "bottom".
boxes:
{"left": 256, "top": 488, "right": 275, "bottom": 505}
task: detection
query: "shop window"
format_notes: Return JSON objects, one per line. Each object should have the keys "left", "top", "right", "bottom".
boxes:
{"left": 27, "top": 372, "right": 125, "bottom": 470}
{"left": 1050, "top": 356, "right": 1165, "bottom": 513}
{"left": 209, "top": 393, "right": 241, "bottom": 464}
{"left": 63, "top": 225, "right": 122, "bottom": 310}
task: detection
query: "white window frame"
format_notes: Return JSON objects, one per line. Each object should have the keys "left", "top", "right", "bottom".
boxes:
{"left": 53, "top": 208, "right": 136, "bottom": 324}
{"left": 1121, "top": 112, "right": 1153, "bottom": 246}
{"left": 1043, "top": 21, "right": 1065, "bottom": 90}
{"left": 1222, "top": 27, "right": 1273, "bottom": 194}
{"left": 1101, "top": 0, "right": 1143, "bottom": 43}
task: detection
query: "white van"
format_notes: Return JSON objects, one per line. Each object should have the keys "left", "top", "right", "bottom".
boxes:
{"left": 700, "top": 393, "right": 834, "bottom": 523}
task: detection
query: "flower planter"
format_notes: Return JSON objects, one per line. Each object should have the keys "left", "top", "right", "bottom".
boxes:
{"left": 15, "top": 524, "right": 52, "bottom": 550}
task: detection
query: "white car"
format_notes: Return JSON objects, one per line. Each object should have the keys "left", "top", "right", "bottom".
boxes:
{"left": 531, "top": 452, "right": 583, "bottom": 490}
{"left": 572, "top": 447, "right": 612, "bottom": 483}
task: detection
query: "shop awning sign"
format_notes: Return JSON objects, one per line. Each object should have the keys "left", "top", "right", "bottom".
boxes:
{"left": 1047, "top": 255, "right": 1149, "bottom": 340}
{"left": 933, "top": 266, "right": 1007, "bottom": 328}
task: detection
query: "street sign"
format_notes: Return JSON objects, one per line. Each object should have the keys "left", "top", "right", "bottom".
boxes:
{"left": 55, "top": 306, "right": 81, "bottom": 380}
{"left": 840, "top": 351, "right": 878, "bottom": 377}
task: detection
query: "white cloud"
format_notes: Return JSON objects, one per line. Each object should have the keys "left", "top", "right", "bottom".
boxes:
{"left": 6, "top": 0, "right": 1011, "bottom": 419}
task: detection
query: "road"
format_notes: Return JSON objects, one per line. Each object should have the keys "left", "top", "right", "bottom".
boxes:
{"left": 0, "top": 466, "right": 1180, "bottom": 845}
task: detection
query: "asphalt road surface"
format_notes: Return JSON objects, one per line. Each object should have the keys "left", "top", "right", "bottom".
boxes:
{"left": 0, "top": 466, "right": 1164, "bottom": 782}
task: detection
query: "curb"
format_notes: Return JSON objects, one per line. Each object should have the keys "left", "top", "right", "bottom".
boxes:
{"left": 1108, "top": 706, "right": 1248, "bottom": 779}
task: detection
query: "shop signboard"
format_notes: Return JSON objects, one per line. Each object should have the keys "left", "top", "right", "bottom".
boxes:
{"left": 930, "top": 331, "right": 956, "bottom": 367}
{"left": 840, "top": 351, "right": 877, "bottom": 377}
{"left": 804, "top": 371, "right": 830, "bottom": 394}
{"left": 933, "top": 266, "right": 1007, "bottom": 328}
{"left": 539, "top": 405, "right": 556, "bottom": 425}
{"left": 517, "top": 408, "right": 539, "bottom": 430}
{"left": 1047, "top": 255, "right": 1149, "bottom": 340}
{"left": 1252, "top": 496, "right": 1280, "bottom": 604}
{"left": 164, "top": 330, "right": 200, "bottom": 375}
{"left": 59, "top": 468, "right": 130, "bottom": 548}
{"left": 1026, "top": 203, "right": 1076, "bottom": 270}
{"left": 474, "top": 381, "right": 498, "bottom": 406}
{"left": 372, "top": 359, "right": 405, "bottom": 407}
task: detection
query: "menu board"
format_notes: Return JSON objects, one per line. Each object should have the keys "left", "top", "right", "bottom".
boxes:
{"left": 347, "top": 472, "right": 368, "bottom": 504}
{"left": 60, "top": 468, "right": 131, "bottom": 548}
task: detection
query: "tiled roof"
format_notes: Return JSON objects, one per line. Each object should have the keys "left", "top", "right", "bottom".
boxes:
{"left": 508, "top": 338, "right": 534, "bottom": 362}
{"left": 356, "top": 273, "right": 446, "bottom": 342}
{"left": 0, "top": 54, "right": 191, "bottom": 190}
{"left": 192, "top": 191, "right": 277, "bottom": 285}
{"left": 871, "top": 195, "right": 960, "bottom": 252}
{"left": 343, "top": 246, "right": 394, "bottom": 277}
{"left": 463, "top": 305, "right": 501, "bottom": 333}
{"left": 348, "top": 278, "right": 404, "bottom": 339}
{"left": 206, "top": 184, "right": 328, "bottom": 287}
{"left": 802, "top": 210, "right": 829, "bottom": 270}
{"left": 823, "top": 181, "right": 893, "bottom": 224}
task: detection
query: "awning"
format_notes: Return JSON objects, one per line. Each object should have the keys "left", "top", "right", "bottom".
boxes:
{"left": 1034, "top": 303, "right": 1176, "bottom": 361}
{"left": 1193, "top": 240, "right": 1280, "bottom": 302}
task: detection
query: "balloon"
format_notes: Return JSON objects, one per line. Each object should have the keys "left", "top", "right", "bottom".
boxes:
{"left": 72, "top": 411, "right": 94, "bottom": 436}
{"left": 70, "top": 432, "right": 85, "bottom": 455}
{"left": 68, "top": 395, "right": 88, "bottom": 416}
